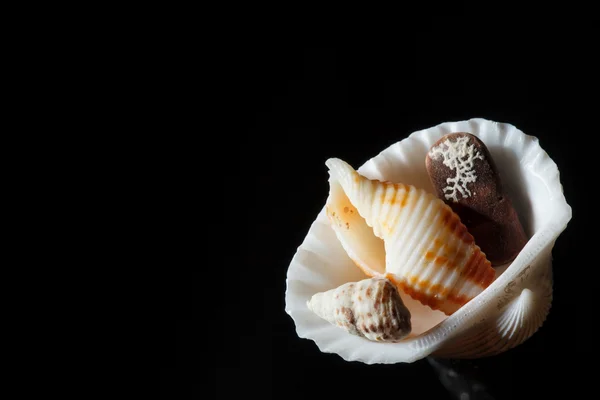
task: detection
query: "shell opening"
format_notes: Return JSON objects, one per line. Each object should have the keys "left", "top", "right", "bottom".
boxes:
{"left": 326, "top": 181, "right": 386, "bottom": 276}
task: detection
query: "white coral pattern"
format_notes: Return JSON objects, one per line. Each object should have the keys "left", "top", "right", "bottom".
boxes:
{"left": 429, "top": 136, "right": 484, "bottom": 202}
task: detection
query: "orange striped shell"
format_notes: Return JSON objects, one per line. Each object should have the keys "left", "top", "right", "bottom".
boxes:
{"left": 326, "top": 158, "right": 495, "bottom": 315}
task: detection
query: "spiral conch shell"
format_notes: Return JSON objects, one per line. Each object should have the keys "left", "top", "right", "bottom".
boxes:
{"left": 307, "top": 277, "right": 412, "bottom": 342}
{"left": 325, "top": 158, "right": 496, "bottom": 315}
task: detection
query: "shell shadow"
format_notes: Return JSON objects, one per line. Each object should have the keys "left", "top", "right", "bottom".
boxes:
{"left": 427, "top": 357, "right": 496, "bottom": 400}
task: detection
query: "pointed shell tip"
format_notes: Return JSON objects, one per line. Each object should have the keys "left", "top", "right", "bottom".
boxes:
{"left": 325, "top": 158, "right": 337, "bottom": 169}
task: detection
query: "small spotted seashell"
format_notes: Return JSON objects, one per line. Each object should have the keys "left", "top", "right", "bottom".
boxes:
{"left": 307, "top": 277, "right": 411, "bottom": 342}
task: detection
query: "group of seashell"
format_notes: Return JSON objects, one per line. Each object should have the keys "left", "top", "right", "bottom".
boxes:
{"left": 307, "top": 133, "right": 528, "bottom": 343}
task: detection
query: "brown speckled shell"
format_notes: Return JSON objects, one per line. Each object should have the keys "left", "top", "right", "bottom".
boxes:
{"left": 307, "top": 277, "right": 412, "bottom": 342}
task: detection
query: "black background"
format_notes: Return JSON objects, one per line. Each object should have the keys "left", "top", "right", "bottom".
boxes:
{"left": 164, "top": 45, "right": 597, "bottom": 398}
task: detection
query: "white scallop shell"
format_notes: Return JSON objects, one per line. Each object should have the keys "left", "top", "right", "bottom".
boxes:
{"left": 284, "top": 118, "right": 571, "bottom": 364}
